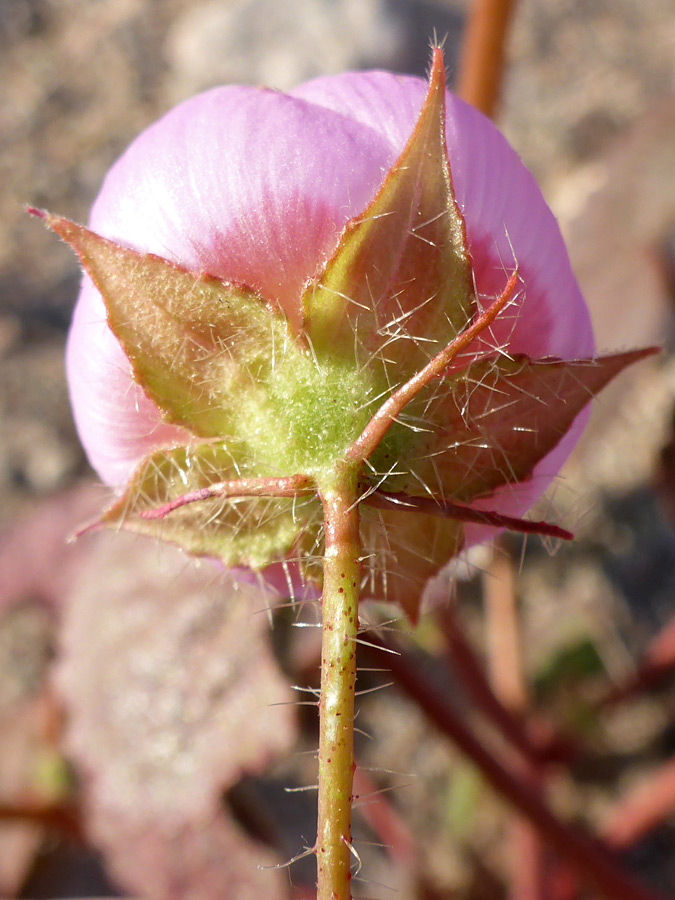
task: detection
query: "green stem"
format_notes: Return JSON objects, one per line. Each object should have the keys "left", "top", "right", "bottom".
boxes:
{"left": 316, "top": 465, "right": 361, "bottom": 900}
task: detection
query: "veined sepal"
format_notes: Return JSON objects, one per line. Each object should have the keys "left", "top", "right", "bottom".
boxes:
{"left": 94, "top": 441, "right": 321, "bottom": 570}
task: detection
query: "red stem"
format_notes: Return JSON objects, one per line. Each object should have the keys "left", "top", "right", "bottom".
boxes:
{"left": 360, "top": 635, "right": 667, "bottom": 900}
{"left": 351, "top": 769, "right": 418, "bottom": 866}
{"left": 438, "top": 606, "right": 580, "bottom": 766}
{"left": 366, "top": 489, "right": 572, "bottom": 540}
{"left": 598, "top": 614, "right": 675, "bottom": 707}
{"left": 456, "top": 0, "right": 518, "bottom": 118}
{"left": 0, "top": 802, "right": 82, "bottom": 840}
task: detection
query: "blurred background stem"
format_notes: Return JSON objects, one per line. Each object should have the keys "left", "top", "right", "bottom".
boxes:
{"left": 483, "top": 543, "right": 547, "bottom": 900}
{"left": 456, "top": 0, "right": 517, "bottom": 117}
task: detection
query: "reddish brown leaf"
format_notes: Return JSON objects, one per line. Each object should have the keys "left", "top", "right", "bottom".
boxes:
{"left": 0, "top": 483, "right": 102, "bottom": 613}
{"left": 89, "top": 808, "right": 286, "bottom": 900}
{"left": 58, "top": 533, "right": 296, "bottom": 898}
{"left": 0, "top": 487, "right": 101, "bottom": 896}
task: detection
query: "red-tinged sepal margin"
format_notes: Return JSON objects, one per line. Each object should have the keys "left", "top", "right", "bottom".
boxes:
{"left": 35, "top": 211, "right": 301, "bottom": 441}
{"left": 302, "top": 49, "right": 477, "bottom": 382}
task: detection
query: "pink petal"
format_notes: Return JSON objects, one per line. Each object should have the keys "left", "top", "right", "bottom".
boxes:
{"left": 293, "top": 70, "right": 595, "bottom": 526}
{"left": 66, "top": 278, "right": 191, "bottom": 487}
{"left": 88, "top": 85, "right": 394, "bottom": 324}
{"left": 292, "top": 70, "right": 593, "bottom": 359}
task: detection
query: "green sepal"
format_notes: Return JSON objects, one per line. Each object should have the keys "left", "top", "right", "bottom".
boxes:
{"left": 99, "top": 442, "right": 321, "bottom": 570}
{"left": 360, "top": 504, "right": 465, "bottom": 623}
{"left": 42, "top": 213, "right": 302, "bottom": 440}
{"left": 383, "top": 349, "right": 657, "bottom": 504}
{"left": 302, "top": 53, "right": 476, "bottom": 380}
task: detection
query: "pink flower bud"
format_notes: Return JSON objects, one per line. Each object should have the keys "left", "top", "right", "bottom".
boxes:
{"left": 59, "top": 58, "right": 616, "bottom": 612}
{"left": 67, "top": 68, "right": 592, "bottom": 489}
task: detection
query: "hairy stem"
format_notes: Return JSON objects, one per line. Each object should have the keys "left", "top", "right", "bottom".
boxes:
{"left": 316, "top": 466, "right": 361, "bottom": 900}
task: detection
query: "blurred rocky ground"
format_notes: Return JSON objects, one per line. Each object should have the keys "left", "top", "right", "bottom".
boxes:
{"left": 1, "top": 0, "right": 675, "bottom": 897}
